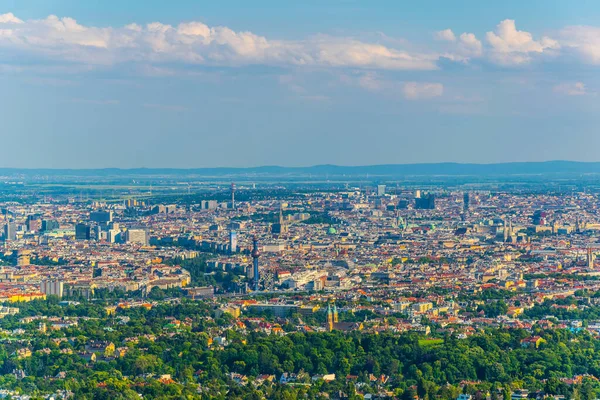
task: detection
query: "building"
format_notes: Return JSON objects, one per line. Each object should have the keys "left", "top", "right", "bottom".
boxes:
{"left": 75, "top": 223, "right": 91, "bottom": 240}
{"left": 185, "top": 286, "right": 214, "bottom": 299}
{"left": 3, "top": 223, "right": 16, "bottom": 241}
{"left": 532, "top": 210, "right": 547, "bottom": 226}
{"left": 271, "top": 205, "right": 289, "bottom": 235}
{"left": 326, "top": 302, "right": 363, "bottom": 332}
{"left": 151, "top": 204, "right": 177, "bottom": 214}
{"left": 90, "top": 210, "right": 113, "bottom": 224}
{"left": 108, "top": 228, "right": 121, "bottom": 243}
{"left": 377, "top": 184, "right": 386, "bottom": 196}
{"left": 201, "top": 200, "right": 218, "bottom": 210}
{"left": 229, "top": 230, "right": 238, "bottom": 253}
{"left": 126, "top": 229, "right": 147, "bottom": 245}
{"left": 251, "top": 237, "right": 260, "bottom": 291}
{"left": 587, "top": 248, "right": 595, "bottom": 269}
{"left": 415, "top": 194, "right": 436, "bottom": 210}
{"left": 17, "top": 253, "right": 30, "bottom": 266}
{"left": 41, "top": 219, "right": 59, "bottom": 232}
{"left": 26, "top": 216, "right": 41, "bottom": 232}
{"left": 397, "top": 199, "right": 410, "bottom": 209}
{"left": 463, "top": 192, "right": 470, "bottom": 212}
{"left": 40, "top": 280, "right": 64, "bottom": 298}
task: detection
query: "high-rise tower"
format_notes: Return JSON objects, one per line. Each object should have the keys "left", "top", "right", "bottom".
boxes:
{"left": 251, "top": 237, "right": 260, "bottom": 291}
{"left": 229, "top": 230, "right": 237, "bottom": 253}
{"left": 231, "top": 182, "right": 236, "bottom": 210}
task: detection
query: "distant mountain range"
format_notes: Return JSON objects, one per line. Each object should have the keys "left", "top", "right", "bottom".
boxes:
{"left": 2, "top": 161, "right": 600, "bottom": 177}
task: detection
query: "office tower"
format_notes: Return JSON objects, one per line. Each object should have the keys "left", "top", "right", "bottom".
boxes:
{"left": 229, "top": 230, "right": 237, "bottom": 253}
{"left": 201, "top": 200, "right": 218, "bottom": 210}
{"left": 152, "top": 204, "right": 177, "bottom": 214}
{"left": 126, "top": 229, "right": 147, "bottom": 245}
{"left": 108, "top": 228, "right": 121, "bottom": 243}
{"left": 75, "top": 223, "right": 91, "bottom": 240}
{"left": 91, "top": 225, "right": 102, "bottom": 241}
{"left": 414, "top": 190, "right": 421, "bottom": 199}
{"left": 463, "top": 192, "right": 470, "bottom": 212}
{"left": 26, "top": 216, "right": 41, "bottom": 232}
{"left": 3, "top": 223, "right": 16, "bottom": 241}
{"left": 90, "top": 210, "right": 113, "bottom": 224}
{"left": 124, "top": 199, "right": 146, "bottom": 208}
{"left": 377, "top": 184, "right": 386, "bottom": 197}
{"left": 415, "top": 194, "right": 436, "bottom": 210}
{"left": 41, "top": 219, "right": 59, "bottom": 232}
{"left": 40, "top": 280, "right": 64, "bottom": 298}
{"left": 251, "top": 238, "right": 260, "bottom": 291}
{"left": 271, "top": 204, "right": 289, "bottom": 235}
{"left": 231, "top": 182, "right": 236, "bottom": 210}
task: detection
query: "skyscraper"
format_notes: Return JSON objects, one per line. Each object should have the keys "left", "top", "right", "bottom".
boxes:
{"left": 231, "top": 182, "right": 236, "bottom": 210}
{"left": 415, "top": 194, "right": 436, "bottom": 210}
{"left": 3, "top": 223, "right": 16, "bottom": 241}
{"left": 90, "top": 210, "right": 113, "bottom": 224}
{"left": 463, "top": 192, "right": 470, "bottom": 212}
{"left": 26, "top": 216, "right": 42, "bottom": 232}
{"left": 251, "top": 237, "right": 260, "bottom": 291}
{"left": 41, "top": 219, "right": 59, "bottom": 232}
{"left": 75, "top": 223, "right": 91, "bottom": 240}
{"left": 229, "top": 230, "right": 237, "bottom": 253}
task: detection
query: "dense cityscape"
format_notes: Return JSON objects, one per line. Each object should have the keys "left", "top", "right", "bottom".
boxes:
{"left": 0, "top": 170, "right": 597, "bottom": 399}
{"left": 4, "top": 1, "right": 600, "bottom": 399}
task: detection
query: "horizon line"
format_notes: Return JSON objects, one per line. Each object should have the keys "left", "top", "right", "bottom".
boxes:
{"left": 0, "top": 160, "right": 596, "bottom": 171}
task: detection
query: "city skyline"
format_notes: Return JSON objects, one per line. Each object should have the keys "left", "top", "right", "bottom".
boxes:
{"left": 3, "top": 1, "right": 600, "bottom": 168}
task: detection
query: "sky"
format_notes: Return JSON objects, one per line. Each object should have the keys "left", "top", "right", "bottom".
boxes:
{"left": 2, "top": 1, "right": 600, "bottom": 168}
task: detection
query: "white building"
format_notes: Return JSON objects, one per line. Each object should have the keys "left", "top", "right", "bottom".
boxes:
{"left": 126, "top": 229, "right": 147, "bottom": 245}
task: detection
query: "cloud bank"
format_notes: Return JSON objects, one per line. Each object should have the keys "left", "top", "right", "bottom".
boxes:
{"left": 0, "top": 12, "right": 599, "bottom": 74}
{"left": 0, "top": 13, "right": 437, "bottom": 70}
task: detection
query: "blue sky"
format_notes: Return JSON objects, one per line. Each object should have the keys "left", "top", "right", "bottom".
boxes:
{"left": 1, "top": 1, "right": 600, "bottom": 168}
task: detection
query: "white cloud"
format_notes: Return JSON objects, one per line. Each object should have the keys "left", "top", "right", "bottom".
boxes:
{"left": 6, "top": 13, "right": 600, "bottom": 73}
{"left": 436, "top": 31, "right": 482, "bottom": 62}
{"left": 458, "top": 33, "right": 482, "bottom": 57}
{"left": 486, "top": 19, "right": 559, "bottom": 65}
{"left": 403, "top": 82, "right": 444, "bottom": 100}
{"left": 340, "top": 73, "right": 443, "bottom": 101}
{"left": 559, "top": 26, "right": 600, "bottom": 65}
{"left": 553, "top": 82, "right": 587, "bottom": 96}
{"left": 312, "top": 36, "right": 437, "bottom": 70}
{"left": 435, "top": 29, "right": 456, "bottom": 42}
{"left": 0, "top": 12, "right": 438, "bottom": 70}
{"left": 0, "top": 13, "right": 23, "bottom": 24}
